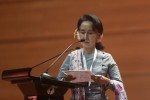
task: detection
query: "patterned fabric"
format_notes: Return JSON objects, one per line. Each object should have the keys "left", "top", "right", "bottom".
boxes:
{"left": 57, "top": 48, "right": 127, "bottom": 100}
{"left": 69, "top": 49, "right": 83, "bottom": 70}
{"left": 112, "top": 80, "right": 127, "bottom": 100}
{"left": 71, "top": 87, "right": 85, "bottom": 100}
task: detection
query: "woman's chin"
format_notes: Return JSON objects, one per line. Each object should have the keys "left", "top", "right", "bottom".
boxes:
{"left": 83, "top": 44, "right": 90, "bottom": 48}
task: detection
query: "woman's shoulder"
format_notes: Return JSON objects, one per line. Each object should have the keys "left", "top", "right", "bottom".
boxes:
{"left": 68, "top": 48, "right": 82, "bottom": 56}
{"left": 97, "top": 50, "right": 112, "bottom": 58}
{"left": 97, "top": 50, "right": 116, "bottom": 63}
{"left": 71, "top": 48, "right": 82, "bottom": 53}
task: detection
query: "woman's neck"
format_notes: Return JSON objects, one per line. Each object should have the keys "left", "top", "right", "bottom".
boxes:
{"left": 83, "top": 47, "right": 95, "bottom": 54}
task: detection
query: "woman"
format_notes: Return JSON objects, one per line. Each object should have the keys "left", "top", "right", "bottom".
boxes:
{"left": 57, "top": 14, "right": 127, "bottom": 100}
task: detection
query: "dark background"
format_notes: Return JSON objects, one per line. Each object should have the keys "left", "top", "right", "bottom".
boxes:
{"left": 0, "top": 0, "right": 150, "bottom": 99}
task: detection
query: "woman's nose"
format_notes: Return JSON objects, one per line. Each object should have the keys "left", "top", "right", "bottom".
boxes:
{"left": 84, "top": 33, "right": 88, "bottom": 40}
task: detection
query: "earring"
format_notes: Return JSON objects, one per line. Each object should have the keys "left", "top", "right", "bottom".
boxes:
{"left": 74, "top": 29, "right": 81, "bottom": 40}
{"left": 74, "top": 29, "right": 77, "bottom": 38}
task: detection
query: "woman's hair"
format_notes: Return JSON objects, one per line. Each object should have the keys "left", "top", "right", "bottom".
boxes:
{"left": 77, "top": 14, "right": 104, "bottom": 50}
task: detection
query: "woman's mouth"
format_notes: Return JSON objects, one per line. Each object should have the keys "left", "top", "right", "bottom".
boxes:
{"left": 84, "top": 41, "right": 89, "bottom": 43}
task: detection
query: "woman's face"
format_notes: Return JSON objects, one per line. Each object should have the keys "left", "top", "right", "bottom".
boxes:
{"left": 78, "top": 21, "right": 101, "bottom": 50}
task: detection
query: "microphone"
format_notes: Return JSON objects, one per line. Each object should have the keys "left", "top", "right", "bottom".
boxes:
{"left": 78, "top": 39, "right": 85, "bottom": 42}
{"left": 31, "top": 47, "right": 80, "bottom": 69}
{"left": 40, "top": 39, "right": 85, "bottom": 80}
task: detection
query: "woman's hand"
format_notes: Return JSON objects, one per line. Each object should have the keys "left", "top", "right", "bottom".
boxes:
{"left": 91, "top": 75, "right": 110, "bottom": 86}
{"left": 63, "top": 73, "right": 76, "bottom": 81}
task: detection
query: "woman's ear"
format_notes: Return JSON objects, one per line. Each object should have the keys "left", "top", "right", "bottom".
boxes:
{"left": 97, "top": 34, "right": 103, "bottom": 43}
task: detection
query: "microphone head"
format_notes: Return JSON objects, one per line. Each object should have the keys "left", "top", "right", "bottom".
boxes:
{"left": 75, "top": 47, "right": 80, "bottom": 50}
{"left": 79, "top": 39, "right": 85, "bottom": 42}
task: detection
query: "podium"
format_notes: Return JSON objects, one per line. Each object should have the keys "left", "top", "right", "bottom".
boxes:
{"left": 2, "top": 67, "right": 85, "bottom": 100}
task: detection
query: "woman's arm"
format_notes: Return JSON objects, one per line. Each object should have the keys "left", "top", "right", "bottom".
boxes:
{"left": 107, "top": 55, "right": 127, "bottom": 100}
{"left": 57, "top": 55, "right": 71, "bottom": 80}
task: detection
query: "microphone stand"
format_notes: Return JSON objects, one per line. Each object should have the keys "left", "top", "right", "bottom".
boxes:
{"left": 31, "top": 48, "right": 78, "bottom": 69}
{"left": 40, "top": 40, "right": 84, "bottom": 80}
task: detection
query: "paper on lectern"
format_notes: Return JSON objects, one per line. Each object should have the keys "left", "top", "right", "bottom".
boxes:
{"left": 63, "top": 70, "right": 95, "bottom": 83}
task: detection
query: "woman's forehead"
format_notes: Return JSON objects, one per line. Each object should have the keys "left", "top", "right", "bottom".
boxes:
{"left": 79, "top": 21, "right": 93, "bottom": 30}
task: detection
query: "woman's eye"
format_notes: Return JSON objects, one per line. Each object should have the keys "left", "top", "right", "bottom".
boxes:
{"left": 88, "top": 32, "right": 94, "bottom": 35}
{"left": 78, "top": 30, "right": 94, "bottom": 35}
{"left": 79, "top": 31, "right": 85, "bottom": 34}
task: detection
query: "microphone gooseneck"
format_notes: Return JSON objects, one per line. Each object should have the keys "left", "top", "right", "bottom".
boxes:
{"left": 31, "top": 47, "right": 80, "bottom": 69}
{"left": 44, "top": 40, "right": 84, "bottom": 74}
